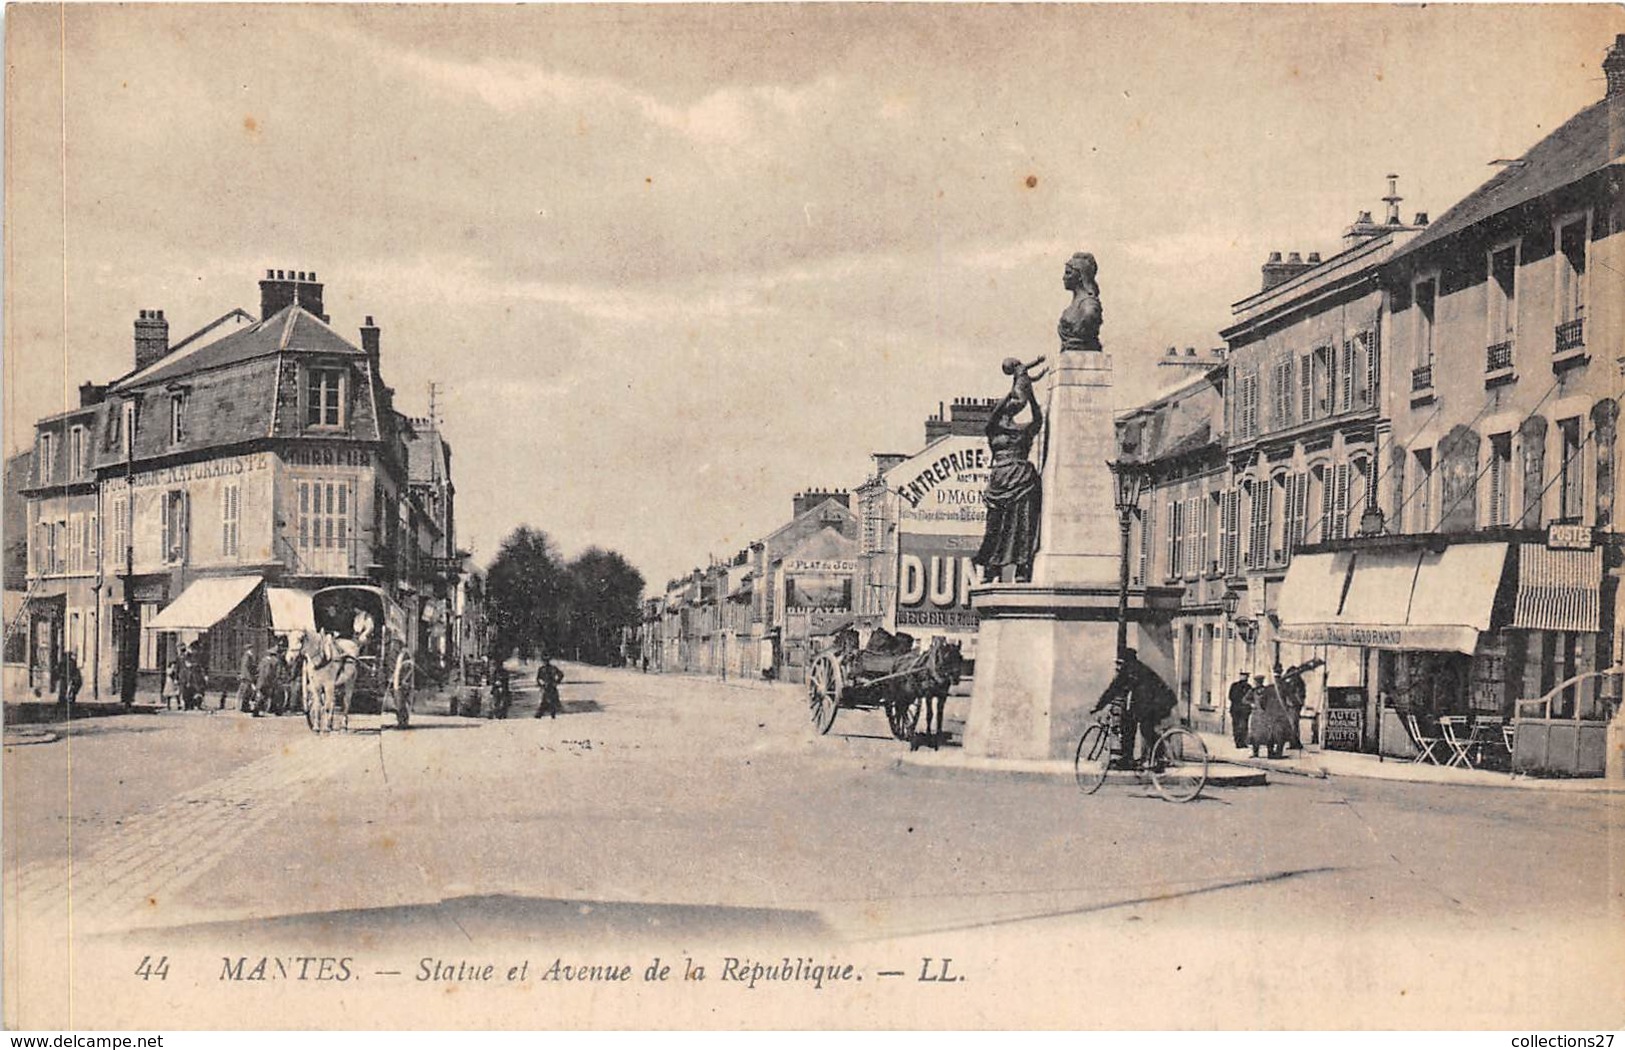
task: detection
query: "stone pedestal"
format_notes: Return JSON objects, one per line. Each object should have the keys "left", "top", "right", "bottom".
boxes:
{"left": 961, "top": 584, "right": 1179, "bottom": 761}
{"left": 1030, "top": 351, "right": 1122, "bottom": 587}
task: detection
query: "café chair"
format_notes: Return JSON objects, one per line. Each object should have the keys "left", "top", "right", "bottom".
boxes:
{"left": 1403, "top": 712, "right": 1443, "bottom": 765}
{"left": 1438, "top": 715, "right": 1475, "bottom": 768}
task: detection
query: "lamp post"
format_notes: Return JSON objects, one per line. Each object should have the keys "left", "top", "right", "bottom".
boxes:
{"left": 1107, "top": 460, "right": 1145, "bottom": 659}
{"left": 1221, "top": 584, "right": 1257, "bottom": 668}
{"left": 119, "top": 395, "right": 140, "bottom": 708}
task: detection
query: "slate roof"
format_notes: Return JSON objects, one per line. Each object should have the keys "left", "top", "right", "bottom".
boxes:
{"left": 118, "top": 303, "right": 363, "bottom": 390}
{"left": 1393, "top": 97, "right": 1618, "bottom": 261}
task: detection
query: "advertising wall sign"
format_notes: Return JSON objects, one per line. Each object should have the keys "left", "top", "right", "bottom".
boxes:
{"left": 896, "top": 534, "right": 979, "bottom": 630}
{"left": 890, "top": 435, "right": 991, "bottom": 536}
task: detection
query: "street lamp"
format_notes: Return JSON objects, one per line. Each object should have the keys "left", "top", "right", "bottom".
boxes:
{"left": 1221, "top": 584, "right": 1258, "bottom": 651}
{"left": 1106, "top": 460, "right": 1145, "bottom": 659}
{"left": 119, "top": 394, "right": 141, "bottom": 708}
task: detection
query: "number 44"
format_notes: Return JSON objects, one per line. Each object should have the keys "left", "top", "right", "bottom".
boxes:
{"left": 134, "top": 955, "right": 170, "bottom": 981}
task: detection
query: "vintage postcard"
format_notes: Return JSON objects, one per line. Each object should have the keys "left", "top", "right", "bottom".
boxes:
{"left": 4, "top": 3, "right": 1623, "bottom": 1033}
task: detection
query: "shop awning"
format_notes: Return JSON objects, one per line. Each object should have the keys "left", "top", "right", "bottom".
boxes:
{"left": 1275, "top": 544, "right": 1509, "bottom": 655}
{"left": 1512, "top": 544, "right": 1602, "bottom": 633}
{"left": 148, "top": 575, "right": 263, "bottom": 631}
{"left": 267, "top": 588, "right": 316, "bottom": 634}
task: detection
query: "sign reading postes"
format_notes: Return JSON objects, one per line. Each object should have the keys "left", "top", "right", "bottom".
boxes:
{"left": 1323, "top": 707, "right": 1363, "bottom": 751}
{"left": 1546, "top": 523, "right": 1594, "bottom": 550}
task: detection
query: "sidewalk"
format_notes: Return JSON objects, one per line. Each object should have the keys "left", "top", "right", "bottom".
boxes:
{"left": 1193, "top": 728, "right": 1625, "bottom": 793}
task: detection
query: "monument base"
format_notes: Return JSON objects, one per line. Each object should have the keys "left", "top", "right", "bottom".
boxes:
{"left": 962, "top": 583, "right": 1181, "bottom": 762}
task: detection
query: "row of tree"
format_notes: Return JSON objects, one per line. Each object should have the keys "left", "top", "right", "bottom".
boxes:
{"left": 486, "top": 526, "right": 645, "bottom": 665}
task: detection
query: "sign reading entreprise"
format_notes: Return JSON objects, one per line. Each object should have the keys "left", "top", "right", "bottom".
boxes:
{"left": 891, "top": 435, "right": 991, "bottom": 535}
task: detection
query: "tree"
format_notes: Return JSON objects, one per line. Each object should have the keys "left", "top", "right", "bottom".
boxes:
{"left": 485, "top": 526, "right": 569, "bottom": 661}
{"left": 564, "top": 547, "right": 645, "bottom": 665}
{"left": 485, "top": 529, "right": 645, "bottom": 665}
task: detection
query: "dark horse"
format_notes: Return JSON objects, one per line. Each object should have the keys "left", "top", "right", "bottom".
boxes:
{"left": 892, "top": 636, "right": 966, "bottom": 751}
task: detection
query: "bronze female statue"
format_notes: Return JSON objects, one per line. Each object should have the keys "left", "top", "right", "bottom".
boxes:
{"left": 1057, "top": 251, "right": 1102, "bottom": 353}
{"left": 973, "top": 378, "right": 1043, "bottom": 583}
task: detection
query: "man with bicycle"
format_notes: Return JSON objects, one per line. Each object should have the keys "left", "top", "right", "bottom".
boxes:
{"left": 1091, "top": 648, "right": 1177, "bottom": 770}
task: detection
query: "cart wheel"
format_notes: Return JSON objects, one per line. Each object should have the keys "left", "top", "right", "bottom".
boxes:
{"left": 392, "top": 656, "right": 415, "bottom": 729}
{"left": 1073, "top": 722, "right": 1112, "bottom": 795}
{"left": 807, "top": 654, "right": 842, "bottom": 735}
{"left": 885, "top": 694, "right": 920, "bottom": 742}
{"left": 1149, "top": 726, "right": 1209, "bottom": 803}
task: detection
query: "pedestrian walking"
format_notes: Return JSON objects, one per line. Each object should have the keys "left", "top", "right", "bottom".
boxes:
{"left": 255, "top": 642, "right": 285, "bottom": 716}
{"left": 239, "top": 645, "right": 258, "bottom": 713}
{"left": 180, "top": 645, "right": 207, "bottom": 711}
{"left": 1246, "top": 674, "right": 1293, "bottom": 759}
{"left": 534, "top": 654, "right": 563, "bottom": 720}
{"left": 1227, "top": 669, "right": 1252, "bottom": 749}
{"left": 1278, "top": 662, "right": 1306, "bottom": 751}
{"left": 162, "top": 654, "right": 182, "bottom": 711}
{"left": 59, "top": 651, "right": 83, "bottom": 709}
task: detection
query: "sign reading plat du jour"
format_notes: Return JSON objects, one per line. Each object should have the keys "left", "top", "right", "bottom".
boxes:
{"left": 130, "top": 452, "right": 271, "bottom": 488}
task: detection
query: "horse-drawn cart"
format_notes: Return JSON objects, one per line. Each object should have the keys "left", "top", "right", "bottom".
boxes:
{"left": 306, "top": 585, "right": 416, "bottom": 731}
{"left": 806, "top": 626, "right": 964, "bottom": 745}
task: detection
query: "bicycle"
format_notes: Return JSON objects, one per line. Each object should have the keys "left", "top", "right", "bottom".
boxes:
{"left": 1074, "top": 698, "right": 1210, "bottom": 803}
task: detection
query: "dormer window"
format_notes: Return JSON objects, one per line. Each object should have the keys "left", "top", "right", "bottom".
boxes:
{"left": 169, "top": 390, "right": 188, "bottom": 445}
{"left": 37, "top": 431, "right": 55, "bottom": 485}
{"left": 69, "top": 426, "right": 87, "bottom": 480}
{"left": 307, "top": 367, "right": 346, "bottom": 428}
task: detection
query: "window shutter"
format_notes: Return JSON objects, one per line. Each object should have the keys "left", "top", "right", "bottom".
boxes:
{"left": 222, "top": 486, "right": 232, "bottom": 552}
{"left": 1299, "top": 353, "right": 1313, "bottom": 423}
{"left": 1137, "top": 504, "right": 1151, "bottom": 585}
{"left": 1341, "top": 339, "right": 1356, "bottom": 412}
{"left": 1199, "top": 495, "right": 1212, "bottom": 575}
{"left": 1331, "top": 465, "right": 1350, "bottom": 540}
{"left": 1225, "top": 490, "right": 1240, "bottom": 575}
{"left": 180, "top": 492, "right": 190, "bottom": 561}
{"left": 160, "top": 493, "right": 170, "bottom": 562}
{"left": 1170, "top": 500, "right": 1183, "bottom": 585}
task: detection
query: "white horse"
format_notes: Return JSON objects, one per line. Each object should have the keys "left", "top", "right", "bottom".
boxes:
{"left": 301, "top": 629, "right": 358, "bottom": 733}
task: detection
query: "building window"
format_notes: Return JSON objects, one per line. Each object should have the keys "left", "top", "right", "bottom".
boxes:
{"left": 1413, "top": 277, "right": 1437, "bottom": 387}
{"left": 1412, "top": 449, "right": 1433, "bottom": 532}
{"left": 1338, "top": 340, "right": 1356, "bottom": 413}
{"left": 298, "top": 479, "right": 352, "bottom": 552}
{"left": 67, "top": 513, "right": 83, "bottom": 574}
{"left": 1319, "top": 463, "right": 1350, "bottom": 542}
{"left": 1272, "top": 358, "right": 1294, "bottom": 430}
{"left": 1556, "top": 216, "right": 1587, "bottom": 351}
{"left": 221, "top": 482, "right": 241, "bottom": 558}
{"left": 1487, "top": 243, "right": 1518, "bottom": 358}
{"left": 1269, "top": 474, "right": 1288, "bottom": 566}
{"left": 1298, "top": 351, "right": 1314, "bottom": 424}
{"left": 1208, "top": 490, "right": 1223, "bottom": 575}
{"left": 1558, "top": 416, "right": 1585, "bottom": 523}
{"left": 160, "top": 490, "right": 187, "bottom": 564}
{"left": 306, "top": 368, "right": 346, "bottom": 428}
{"left": 121, "top": 400, "right": 136, "bottom": 457}
{"left": 1486, "top": 433, "right": 1513, "bottom": 527}
{"left": 37, "top": 432, "right": 55, "bottom": 485}
{"left": 1247, "top": 478, "right": 1270, "bottom": 570}
{"left": 69, "top": 426, "right": 87, "bottom": 480}
{"left": 1312, "top": 345, "right": 1332, "bottom": 418}
{"left": 169, "top": 392, "right": 188, "bottom": 445}
{"left": 1165, "top": 496, "right": 1184, "bottom": 582}
{"left": 1284, "top": 472, "right": 1309, "bottom": 555}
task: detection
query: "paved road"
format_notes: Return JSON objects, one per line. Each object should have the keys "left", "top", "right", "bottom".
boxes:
{"left": 5, "top": 665, "right": 1622, "bottom": 1029}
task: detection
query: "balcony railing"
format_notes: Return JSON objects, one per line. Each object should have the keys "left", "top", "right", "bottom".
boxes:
{"left": 1411, "top": 364, "right": 1434, "bottom": 392}
{"left": 1486, "top": 340, "right": 1513, "bottom": 372}
{"left": 1555, "top": 318, "right": 1584, "bottom": 353}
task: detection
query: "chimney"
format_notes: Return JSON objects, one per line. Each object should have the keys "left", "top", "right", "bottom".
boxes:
{"left": 258, "top": 267, "right": 328, "bottom": 323}
{"left": 1382, "top": 174, "right": 1403, "bottom": 225}
{"left": 360, "top": 315, "right": 380, "bottom": 357}
{"left": 133, "top": 309, "right": 169, "bottom": 371}
{"left": 1306, "top": 252, "right": 1322, "bottom": 265}
{"left": 1414, "top": 212, "right": 1429, "bottom": 226}
{"left": 1606, "top": 34, "right": 1625, "bottom": 160}
{"left": 1261, "top": 250, "right": 1313, "bottom": 291}
{"left": 78, "top": 382, "right": 107, "bottom": 408}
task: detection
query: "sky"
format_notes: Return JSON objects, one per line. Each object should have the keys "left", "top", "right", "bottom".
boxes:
{"left": 5, "top": 4, "right": 1621, "bottom": 588}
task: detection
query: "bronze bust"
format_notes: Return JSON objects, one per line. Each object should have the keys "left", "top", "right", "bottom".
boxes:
{"left": 1058, "top": 251, "right": 1102, "bottom": 353}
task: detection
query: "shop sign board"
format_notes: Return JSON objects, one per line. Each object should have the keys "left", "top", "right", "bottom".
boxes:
{"left": 890, "top": 435, "right": 991, "bottom": 536}
{"left": 1323, "top": 707, "right": 1363, "bottom": 751}
{"left": 1546, "top": 523, "right": 1593, "bottom": 550}
{"left": 896, "top": 534, "right": 978, "bottom": 630}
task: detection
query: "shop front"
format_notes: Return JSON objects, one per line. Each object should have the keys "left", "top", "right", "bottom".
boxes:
{"left": 1275, "top": 535, "right": 1610, "bottom": 774}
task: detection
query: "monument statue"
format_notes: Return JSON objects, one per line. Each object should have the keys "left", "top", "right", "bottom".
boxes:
{"left": 1057, "top": 251, "right": 1102, "bottom": 353}
{"left": 973, "top": 366, "right": 1044, "bottom": 584}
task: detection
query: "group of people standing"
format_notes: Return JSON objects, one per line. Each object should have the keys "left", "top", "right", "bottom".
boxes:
{"left": 158, "top": 637, "right": 305, "bottom": 715}
{"left": 1227, "top": 661, "right": 1319, "bottom": 759}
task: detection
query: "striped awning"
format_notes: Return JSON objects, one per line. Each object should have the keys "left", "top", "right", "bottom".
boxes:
{"left": 1512, "top": 544, "right": 1602, "bottom": 633}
